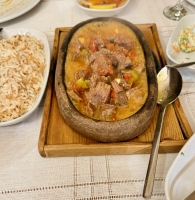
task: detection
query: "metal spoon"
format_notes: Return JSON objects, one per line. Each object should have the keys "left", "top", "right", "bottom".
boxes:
{"left": 143, "top": 66, "right": 182, "bottom": 199}
{"left": 166, "top": 61, "right": 195, "bottom": 69}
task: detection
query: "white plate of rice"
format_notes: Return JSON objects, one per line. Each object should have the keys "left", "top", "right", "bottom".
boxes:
{"left": 0, "top": 28, "right": 50, "bottom": 126}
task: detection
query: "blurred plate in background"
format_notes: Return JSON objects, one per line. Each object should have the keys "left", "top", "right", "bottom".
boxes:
{"left": 186, "top": 0, "right": 195, "bottom": 6}
{"left": 166, "top": 14, "right": 195, "bottom": 67}
{"left": 0, "top": 0, "right": 40, "bottom": 23}
{"left": 76, "top": 0, "right": 130, "bottom": 17}
{"left": 165, "top": 133, "right": 195, "bottom": 200}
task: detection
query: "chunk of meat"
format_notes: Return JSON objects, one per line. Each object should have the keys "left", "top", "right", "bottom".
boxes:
{"left": 111, "top": 80, "right": 123, "bottom": 93}
{"left": 112, "top": 53, "right": 132, "bottom": 70}
{"left": 113, "top": 34, "right": 133, "bottom": 50}
{"left": 126, "top": 87, "right": 144, "bottom": 101}
{"left": 91, "top": 54, "right": 113, "bottom": 76}
{"left": 110, "top": 55, "right": 118, "bottom": 67}
{"left": 89, "top": 38, "right": 104, "bottom": 52}
{"left": 100, "top": 104, "right": 116, "bottom": 118}
{"left": 89, "top": 48, "right": 111, "bottom": 64}
{"left": 116, "top": 91, "right": 128, "bottom": 107}
{"left": 95, "top": 38, "right": 104, "bottom": 50}
{"left": 100, "top": 76, "right": 111, "bottom": 84}
{"left": 89, "top": 52, "right": 100, "bottom": 64}
{"left": 89, "top": 38, "right": 98, "bottom": 53}
{"left": 115, "top": 45, "right": 129, "bottom": 56}
{"left": 67, "top": 90, "right": 82, "bottom": 102}
{"left": 85, "top": 103, "right": 94, "bottom": 117}
{"left": 99, "top": 48, "right": 111, "bottom": 56}
{"left": 75, "top": 69, "right": 90, "bottom": 80}
{"left": 86, "top": 82, "right": 111, "bottom": 106}
{"left": 89, "top": 73, "right": 100, "bottom": 88}
{"left": 119, "top": 78, "right": 132, "bottom": 90}
{"left": 68, "top": 39, "right": 86, "bottom": 60}
{"left": 70, "top": 38, "right": 84, "bottom": 53}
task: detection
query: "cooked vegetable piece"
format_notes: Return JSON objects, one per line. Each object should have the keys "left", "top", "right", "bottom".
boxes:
{"left": 172, "top": 42, "right": 180, "bottom": 53}
{"left": 76, "top": 77, "right": 90, "bottom": 89}
{"left": 122, "top": 69, "right": 139, "bottom": 84}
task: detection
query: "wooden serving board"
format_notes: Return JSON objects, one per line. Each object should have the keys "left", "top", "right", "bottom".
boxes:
{"left": 38, "top": 23, "right": 193, "bottom": 157}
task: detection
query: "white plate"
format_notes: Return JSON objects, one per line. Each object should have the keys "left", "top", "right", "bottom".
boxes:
{"left": 0, "top": 0, "right": 41, "bottom": 23}
{"left": 0, "top": 28, "right": 50, "bottom": 126}
{"left": 76, "top": 0, "right": 130, "bottom": 17}
{"left": 165, "top": 133, "right": 195, "bottom": 200}
{"left": 186, "top": 0, "right": 195, "bottom": 6}
{"left": 166, "top": 14, "right": 195, "bottom": 66}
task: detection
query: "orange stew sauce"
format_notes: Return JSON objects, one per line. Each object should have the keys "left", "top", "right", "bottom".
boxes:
{"left": 65, "top": 21, "right": 148, "bottom": 121}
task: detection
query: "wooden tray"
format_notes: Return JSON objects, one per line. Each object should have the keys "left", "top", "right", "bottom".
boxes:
{"left": 38, "top": 23, "right": 193, "bottom": 157}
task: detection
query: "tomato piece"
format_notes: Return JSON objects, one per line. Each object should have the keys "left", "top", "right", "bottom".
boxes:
{"left": 110, "top": 90, "right": 116, "bottom": 99}
{"left": 123, "top": 73, "right": 132, "bottom": 82}
{"left": 122, "top": 69, "right": 139, "bottom": 84}
{"left": 129, "top": 51, "right": 136, "bottom": 58}
{"left": 72, "top": 82, "right": 85, "bottom": 92}
{"left": 89, "top": 38, "right": 98, "bottom": 53}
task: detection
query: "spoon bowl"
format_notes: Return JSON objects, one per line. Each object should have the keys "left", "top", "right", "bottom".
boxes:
{"left": 157, "top": 66, "right": 183, "bottom": 105}
{"left": 143, "top": 66, "right": 182, "bottom": 199}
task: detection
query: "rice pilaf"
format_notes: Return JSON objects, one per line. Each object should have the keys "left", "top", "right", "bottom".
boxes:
{"left": 0, "top": 34, "right": 46, "bottom": 122}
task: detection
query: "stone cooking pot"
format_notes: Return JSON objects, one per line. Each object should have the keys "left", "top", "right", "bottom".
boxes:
{"left": 55, "top": 17, "right": 158, "bottom": 143}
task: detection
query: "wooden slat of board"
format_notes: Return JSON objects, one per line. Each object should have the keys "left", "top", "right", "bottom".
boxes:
{"left": 173, "top": 99, "right": 193, "bottom": 138}
{"left": 131, "top": 104, "right": 184, "bottom": 143}
{"left": 43, "top": 140, "right": 186, "bottom": 157}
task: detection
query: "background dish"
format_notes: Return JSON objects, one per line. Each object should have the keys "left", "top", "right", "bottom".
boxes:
{"left": 165, "top": 133, "right": 195, "bottom": 200}
{"left": 0, "top": 0, "right": 40, "bottom": 23}
{"left": 166, "top": 14, "right": 195, "bottom": 67}
{"left": 0, "top": 28, "right": 50, "bottom": 126}
{"left": 76, "top": 0, "right": 130, "bottom": 17}
{"left": 186, "top": 0, "right": 195, "bottom": 6}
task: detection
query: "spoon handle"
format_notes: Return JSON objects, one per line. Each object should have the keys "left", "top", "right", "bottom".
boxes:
{"left": 143, "top": 105, "right": 167, "bottom": 199}
{"left": 166, "top": 61, "right": 195, "bottom": 68}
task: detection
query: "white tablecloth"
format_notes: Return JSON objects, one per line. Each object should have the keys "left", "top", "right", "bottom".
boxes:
{"left": 0, "top": 0, "right": 195, "bottom": 199}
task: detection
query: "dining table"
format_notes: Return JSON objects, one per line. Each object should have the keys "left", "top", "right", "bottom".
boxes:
{"left": 1, "top": 0, "right": 195, "bottom": 199}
